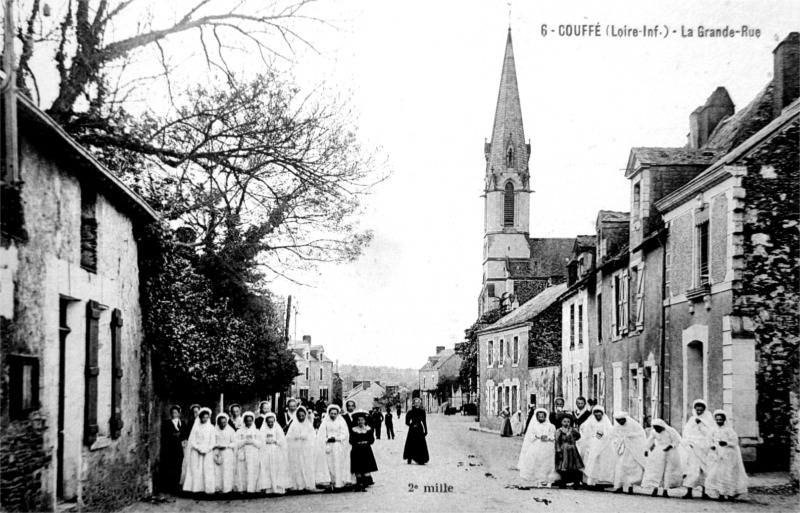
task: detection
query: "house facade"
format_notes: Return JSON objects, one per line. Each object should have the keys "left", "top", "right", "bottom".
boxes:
{"left": 418, "top": 347, "right": 463, "bottom": 413}
{"left": 288, "top": 336, "right": 335, "bottom": 403}
{"left": 1, "top": 95, "right": 159, "bottom": 511}
{"left": 477, "top": 283, "right": 565, "bottom": 430}
{"left": 656, "top": 32, "right": 799, "bottom": 465}
{"left": 345, "top": 381, "right": 386, "bottom": 411}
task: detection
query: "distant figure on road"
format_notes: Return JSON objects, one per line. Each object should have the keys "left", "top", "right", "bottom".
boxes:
{"left": 384, "top": 408, "right": 395, "bottom": 439}
{"left": 396, "top": 403, "right": 402, "bottom": 420}
{"left": 500, "top": 407, "right": 513, "bottom": 437}
{"left": 511, "top": 409, "right": 524, "bottom": 436}
{"left": 403, "top": 397, "right": 429, "bottom": 465}
{"left": 372, "top": 408, "right": 384, "bottom": 439}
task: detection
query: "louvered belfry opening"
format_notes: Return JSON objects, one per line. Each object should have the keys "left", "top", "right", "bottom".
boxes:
{"left": 503, "top": 182, "right": 514, "bottom": 227}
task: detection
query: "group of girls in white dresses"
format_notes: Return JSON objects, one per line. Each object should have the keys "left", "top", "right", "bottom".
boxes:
{"left": 179, "top": 401, "right": 378, "bottom": 496}
{"left": 517, "top": 399, "right": 748, "bottom": 501}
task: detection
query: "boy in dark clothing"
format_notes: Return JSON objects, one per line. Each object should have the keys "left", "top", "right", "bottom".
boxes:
{"left": 385, "top": 408, "right": 395, "bottom": 439}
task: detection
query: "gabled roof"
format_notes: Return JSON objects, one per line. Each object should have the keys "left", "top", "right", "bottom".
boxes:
{"left": 627, "top": 147, "right": 725, "bottom": 169}
{"left": 346, "top": 381, "right": 385, "bottom": 399}
{"left": 14, "top": 94, "right": 159, "bottom": 224}
{"left": 596, "top": 210, "right": 630, "bottom": 225}
{"left": 431, "top": 349, "right": 457, "bottom": 370}
{"left": 529, "top": 238, "right": 574, "bottom": 278}
{"left": 704, "top": 82, "right": 774, "bottom": 152}
{"left": 574, "top": 235, "right": 596, "bottom": 252}
{"left": 478, "top": 283, "right": 567, "bottom": 334}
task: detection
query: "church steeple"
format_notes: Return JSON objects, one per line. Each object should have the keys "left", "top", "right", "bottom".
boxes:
{"left": 479, "top": 29, "right": 532, "bottom": 316}
{"left": 485, "top": 28, "right": 530, "bottom": 187}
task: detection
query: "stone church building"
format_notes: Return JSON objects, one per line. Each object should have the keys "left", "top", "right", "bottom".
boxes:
{"left": 477, "top": 30, "right": 573, "bottom": 429}
{"left": 478, "top": 30, "right": 573, "bottom": 319}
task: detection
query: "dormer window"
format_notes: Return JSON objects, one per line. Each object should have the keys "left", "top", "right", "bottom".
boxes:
{"left": 504, "top": 182, "right": 514, "bottom": 227}
{"left": 633, "top": 183, "right": 641, "bottom": 220}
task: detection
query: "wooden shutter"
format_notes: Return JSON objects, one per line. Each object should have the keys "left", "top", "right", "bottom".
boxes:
{"left": 85, "top": 301, "right": 102, "bottom": 446}
{"left": 636, "top": 263, "right": 645, "bottom": 329}
{"left": 110, "top": 309, "right": 124, "bottom": 439}
{"left": 621, "top": 271, "right": 629, "bottom": 333}
{"left": 611, "top": 278, "right": 618, "bottom": 337}
{"left": 650, "top": 366, "right": 659, "bottom": 422}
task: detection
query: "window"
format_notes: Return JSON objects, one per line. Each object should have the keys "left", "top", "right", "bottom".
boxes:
{"left": 488, "top": 341, "right": 494, "bottom": 366}
{"left": 613, "top": 272, "right": 629, "bottom": 337}
{"left": 319, "top": 368, "right": 323, "bottom": 380}
{"left": 596, "top": 293, "right": 603, "bottom": 343}
{"left": 487, "top": 283, "right": 495, "bottom": 298}
{"left": 80, "top": 188, "right": 98, "bottom": 273}
{"left": 8, "top": 354, "right": 39, "bottom": 420}
{"left": 578, "top": 371, "right": 583, "bottom": 397}
{"left": 592, "top": 373, "right": 598, "bottom": 402}
{"left": 319, "top": 387, "right": 329, "bottom": 401}
{"left": 698, "top": 221, "right": 710, "bottom": 285}
{"left": 629, "top": 266, "right": 638, "bottom": 328}
{"left": 511, "top": 385, "right": 518, "bottom": 413}
{"left": 633, "top": 183, "right": 641, "bottom": 219}
{"left": 423, "top": 377, "right": 426, "bottom": 389}
{"left": 299, "top": 388, "right": 309, "bottom": 401}
{"left": 512, "top": 337, "right": 519, "bottom": 364}
{"left": 635, "top": 263, "right": 645, "bottom": 329}
{"left": 569, "top": 304, "right": 575, "bottom": 349}
{"left": 506, "top": 146, "right": 514, "bottom": 167}
{"left": 504, "top": 182, "right": 514, "bottom": 227}
{"left": 499, "top": 340, "right": 504, "bottom": 365}
{"left": 629, "top": 367, "right": 640, "bottom": 421}
{"left": 578, "top": 304, "right": 584, "bottom": 345}
{"left": 305, "top": 367, "right": 309, "bottom": 380}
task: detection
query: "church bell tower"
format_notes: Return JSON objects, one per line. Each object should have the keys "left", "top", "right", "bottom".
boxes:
{"left": 480, "top": 28, "right": 532, "bottom": 315}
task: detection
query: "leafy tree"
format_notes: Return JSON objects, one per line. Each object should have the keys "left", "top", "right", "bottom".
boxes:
{"left": 456, "top": 308, "right": 504, "bottom": 395}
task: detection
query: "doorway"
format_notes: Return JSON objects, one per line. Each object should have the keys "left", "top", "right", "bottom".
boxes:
{"left": 686, "top": 341, "right": 705, "bottom": 414}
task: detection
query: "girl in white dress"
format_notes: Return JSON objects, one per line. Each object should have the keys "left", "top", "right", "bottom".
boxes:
{"left": 517, "top": 408, "right": 559, "bottom": 487}
{"left": 580, "top": 406, "right": 616, "bottom": 488}
{"left": 610, "top": 411, "right": 647, "bottom": 494}
{"left": 182, "top": 407, "right": 215, "bottom": 494}
{"left": 642, "top": 418, "right": 684, "bottom": 497}
{"left": 286, "top": 406, "right": 319, "bottom": 492}
{"left": 315, "top": 404, "right": 354, "bottom": 490}
{"left": 705, "top": 410, "right": 748, "bottom": 501}
{"left": 258, "top": 412, "right": 291, "bottom": 494}
{"left": 179, "top": 404, "right": 201, "bottom": 487}
{"left": 212, "top": 413, "right": 237, "bottom": 493}
{"left": 235, "top": 411, "right": 262, "bottom": 493}
{"left": 682, "top": 399, "right": 715, "bottom": 498}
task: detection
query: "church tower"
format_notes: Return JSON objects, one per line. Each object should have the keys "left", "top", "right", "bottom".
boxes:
{"left": 480, "top": 29, "right": 532, "bottom": 315}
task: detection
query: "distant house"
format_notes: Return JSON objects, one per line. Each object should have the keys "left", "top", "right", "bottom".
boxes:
{"left": 418, "top": 347, "right": 463, "bottom": 413}
{"left": 1, "top": 93, "right": 159, "bottom": 511}
{"left": 345, "top": 380, "right": 386, "bottom": 411}
{"left": 287, "top": 335, "right": 334, "bottom": 403}
{"left": 477, "top": 283, "right": 566, "bottom": 431}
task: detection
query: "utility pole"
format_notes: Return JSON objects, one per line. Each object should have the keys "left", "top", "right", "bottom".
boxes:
{"left": 2, "top": 0, "right": 20, "bottom": 183}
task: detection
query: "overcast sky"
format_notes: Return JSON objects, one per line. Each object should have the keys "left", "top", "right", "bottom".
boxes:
{"left": 266, "top": 0, "right": 795, "bottom": 369}
{"left": 24, "top": 0, "right": 797, "bottom": 369}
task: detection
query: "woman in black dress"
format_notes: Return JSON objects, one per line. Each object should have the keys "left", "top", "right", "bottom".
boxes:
{"left": 403, "top": 397, "right": 429, "bottom": 465}
{"left": 350, "top": 411, "right": 378, "bottom": 491}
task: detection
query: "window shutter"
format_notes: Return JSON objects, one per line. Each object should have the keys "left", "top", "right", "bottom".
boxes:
{"left": 650, "top": 366, "right": 658, "bottom": 421}
{"left": 85, "top": 301, "right": 102, "bottom": 446}
{"left": 637, "top": 367, "right": 644, "bottom": 423}
{"left": 599, "top": 372, "right": 606, "bottom": 408}
{"left": 636, "top": 263, "right": 645, "bottom": 329}
{"left": 621, "top": 271, "right": 629, "bottom": 332}
{"left": 611, "top": 279, "right": 617, "bottom": 336}
{"left": 111, "top": 309, "right": 124, "bottom": 439}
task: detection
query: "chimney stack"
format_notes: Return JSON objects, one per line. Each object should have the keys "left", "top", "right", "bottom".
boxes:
{"left": 302, "top": 335, "right": 311, "bottom": 345}
{"left": 436, "top": 346, "right": 445, "bottom": 354}
{"left": 773, "top": 32, "right": 800, "bottom": 117}
{"left": 689, "top": 87, "right": 734, "bottom": 148}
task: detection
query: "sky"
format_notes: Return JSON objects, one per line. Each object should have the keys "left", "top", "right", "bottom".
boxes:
{"left": 268, "top": 0, "right": 796, "bottom": 368}
{"left": 19, "top": 0, "right": 798, "bottom": 369}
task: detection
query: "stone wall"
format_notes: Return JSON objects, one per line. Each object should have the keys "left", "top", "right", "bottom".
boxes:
{"left": 528, "top": 303, "right": 561, "bottom": 368}
{"left": 733, "top": 120, "right": 799, "bottom": 471}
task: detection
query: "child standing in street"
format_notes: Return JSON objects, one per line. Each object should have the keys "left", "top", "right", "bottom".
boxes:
{"left": 555, "top": 415, "right": 584, "bottom": 488}
{"left": 384, "top": 408, "right": 395, "bottom": 440}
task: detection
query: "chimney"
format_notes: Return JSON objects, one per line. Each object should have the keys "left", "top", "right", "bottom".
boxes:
{"left": 567, "top": 260, "right": 578, "bottom": 286}
{"left": 773, "top": 32, "right": 800, "bottom": 117}
{"left": 689, "top": 87, "right": 734, "bottom": 148}
{"left": 363, "top": 380, "right": 370, "bottom": 389}
{"left": 302, "top": 335, "right": 311, "bottom": 345}
{"left": 436, "top": 346, "right": 445, "bottom": 354}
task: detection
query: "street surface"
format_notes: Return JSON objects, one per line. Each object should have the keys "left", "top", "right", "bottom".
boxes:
{"left": 126, "top": 415, "right": 797, "bottom": 513}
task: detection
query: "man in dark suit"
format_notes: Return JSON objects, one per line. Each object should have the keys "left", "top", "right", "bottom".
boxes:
{"left": 371, "top": 408, "right": 384, "bottom": 439}
{"left": 278, "top": 397, "right": 298, "bottom": 434}
{"left": 161, "top": 405, "right": 187, "bottom": 491}
{"left": 342, "top": 400, "right": 357, "bottom": 429}
{"left": 254, "top": 400, "right": 272, "bottom": 430}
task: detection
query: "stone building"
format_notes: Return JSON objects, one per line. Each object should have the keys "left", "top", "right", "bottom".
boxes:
{"left": 418, "top": 347, "right": 463, "bottom": 413}
{"left": 287, "top": 336, "right": 335, "bottom": 403}
{"left": 560, "top": 236, "right": 596, "bottom": 408}
{"left": 345, "top": 380, "right": 386, "bottom": 411}
{"left": 656, "top": 32, "right": 799, "bottom": 466}
{"left": 477, "top": 283, "right": 566, "bottom": 430}
{"left": 1, "top": 94, "right": 158, "bottom": 511}
{"left": 477, "top": 29, "right": 572, "bottom": 317}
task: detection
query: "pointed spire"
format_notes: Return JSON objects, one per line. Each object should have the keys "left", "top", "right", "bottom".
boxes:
{"left": 486, "top": 29, "right": 528, "bottom": 182}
